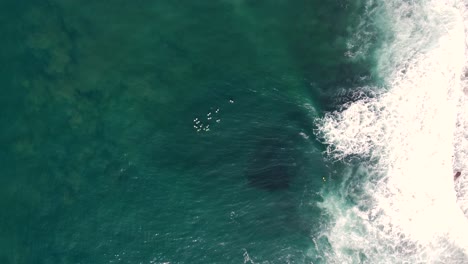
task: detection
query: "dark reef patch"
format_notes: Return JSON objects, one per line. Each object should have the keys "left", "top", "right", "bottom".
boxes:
{"left": 245, "top": 129, "right": 299, "bottom": 192}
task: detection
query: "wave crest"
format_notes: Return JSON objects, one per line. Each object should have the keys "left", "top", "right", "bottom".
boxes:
{"left": 314, "top": 0, "right": 468, "bottom": 262}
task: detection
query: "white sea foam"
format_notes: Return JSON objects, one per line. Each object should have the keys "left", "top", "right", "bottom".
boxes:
{"left": 315, "top": 0, "right": 468, "bottom": 262}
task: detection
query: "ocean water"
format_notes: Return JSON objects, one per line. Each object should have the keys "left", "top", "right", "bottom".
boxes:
{"left": 1, "top": 0, "right": 468, "bottom": 263}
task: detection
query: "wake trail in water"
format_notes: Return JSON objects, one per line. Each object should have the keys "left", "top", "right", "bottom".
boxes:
{"left": 314, "top": 0, "right": 468, "bottom": 262}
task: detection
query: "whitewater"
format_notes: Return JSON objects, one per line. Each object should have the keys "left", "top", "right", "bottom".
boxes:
{"left": 314, "top": 0, "right": 468, "bottom": 262}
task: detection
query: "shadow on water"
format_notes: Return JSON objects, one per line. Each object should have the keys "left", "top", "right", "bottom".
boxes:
{"left": 244, "top": 106, "right": 317, "bottom": 191}
{"left": 246, "top": 132, "right": 297, "bottom": 191}
{"left": 242, "top": 118, "right": 328, "bottom": 253}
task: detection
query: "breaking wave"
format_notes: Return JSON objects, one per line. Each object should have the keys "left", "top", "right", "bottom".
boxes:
{"left": 314, "top": 0, "right": 468, "bottom": 262}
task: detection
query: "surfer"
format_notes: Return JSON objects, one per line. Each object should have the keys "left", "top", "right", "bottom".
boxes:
{"left": 454, "top": 171, "right": 461, "bottom": 181}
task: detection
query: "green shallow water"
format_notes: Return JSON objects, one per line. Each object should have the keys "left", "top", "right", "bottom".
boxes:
{"left": 0, "top": 1, "right": 377, "bottom": 263}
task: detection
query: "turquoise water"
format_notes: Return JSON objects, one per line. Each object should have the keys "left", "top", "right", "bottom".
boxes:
{"left": 0, "top": 1, "right": 380, "bottom": 263}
